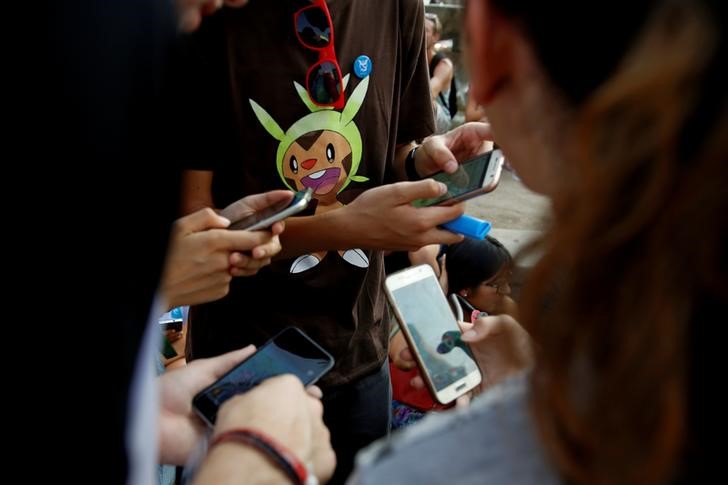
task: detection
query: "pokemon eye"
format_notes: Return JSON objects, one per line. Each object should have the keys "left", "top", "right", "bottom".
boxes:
{"left": 326, "top": 143, "right": 335, "bottom": 163}
{"left": 290, "top": 155, "right": 299, "bottom": 174}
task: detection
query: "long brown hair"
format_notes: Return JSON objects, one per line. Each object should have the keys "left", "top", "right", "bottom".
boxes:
{"left": 518, "top": 1, "right": 727, "bottom": 483}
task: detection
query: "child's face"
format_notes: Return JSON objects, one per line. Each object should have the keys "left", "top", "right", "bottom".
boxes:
{"left": 466, "top": 268, "right": 511, "bottom": 314}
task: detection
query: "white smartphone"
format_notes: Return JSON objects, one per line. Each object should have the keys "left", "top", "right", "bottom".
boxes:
{"left": 412, "top": 149, "right": 504, "bottom": 207}
{"left": 227, "top": 188, "right": 313, "bottom": 231}
{"left": 385, "top": 264, "right": 482, "bottom": 404}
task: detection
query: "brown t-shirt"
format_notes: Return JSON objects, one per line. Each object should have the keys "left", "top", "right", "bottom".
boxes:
{"left": 186, "top": 0, "right": 435, "bottom": 387}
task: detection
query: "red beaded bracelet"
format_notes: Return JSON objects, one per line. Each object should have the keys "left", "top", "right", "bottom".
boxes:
{"left": 209, "top": 428, "right": 312, "bottom": 485}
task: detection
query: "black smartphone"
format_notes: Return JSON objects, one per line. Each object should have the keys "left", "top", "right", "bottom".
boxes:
{"left": 192, "top": 326, "right": 335, "bottom": 426}
{"left": 227, "top": 188, "right": 313, "bottom": 231}
{"left": 412, "top": 149, "right": 504, "bottom": 207}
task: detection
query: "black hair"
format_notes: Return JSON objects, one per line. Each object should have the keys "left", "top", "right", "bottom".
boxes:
{"left": 445, "top": 236, "right": 512, "bottom": 293}
{"left": 490, "top": 0, "right": 657, "bottom": 105}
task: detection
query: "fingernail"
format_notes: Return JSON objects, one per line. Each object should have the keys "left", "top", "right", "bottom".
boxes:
{"left": 461, "top": 330, "right": 477, "bottom": 340}
{"left": 444, "top": 161, "right": 458, "bottom": 173}
{"left": 219, "top": 216, "right": 231, "bottom": 226}
{"left": 437, "top": 182, "right": 448, "bottom": 194}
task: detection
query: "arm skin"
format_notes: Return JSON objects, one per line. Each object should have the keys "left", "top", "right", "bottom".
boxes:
{"left": 178, "top": 123, "right": 494, "bottom": 258}
{"left": 192, "top": 375, "right": 335, "bottom": 484}
{"left": 429, "top": 57, "right": 453, "bottom": 102}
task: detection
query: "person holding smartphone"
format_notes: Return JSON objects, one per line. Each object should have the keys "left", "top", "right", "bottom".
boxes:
{"left": 155, "top": 199, "right": 336, "bottom": 484}
{"left": 157, "top": 347, "right": 335, "bottom": 484}
{"left": 350, "top": 0, "right": 725, "bottom": 483}
{"left": 162, "top": 189, "right": 294, "bottom": 308}
{"left": 46, "top": 0, "right": 337, "bottom": 483}
{"left": 386, "top": 236, "right": 518, "bottom": 428}
{"left": 179, "top": 2, "right": 493, "bottom": 482}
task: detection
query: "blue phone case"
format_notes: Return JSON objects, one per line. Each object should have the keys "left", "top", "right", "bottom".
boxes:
{"left": 441, "top": 214, "right": 491, "bottom": 239}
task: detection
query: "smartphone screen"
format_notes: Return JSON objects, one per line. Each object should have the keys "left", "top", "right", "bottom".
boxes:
{"left": 192, "top": 326, "right": 334, "bottom": 425}
{"left": 386, "top": 265, "right": 481, "bottom": 403}
{"left": 412, "top": 150, "right": 502, "bottom": 207}
{"left": 228, "top": 188, "right": 312, "bottom": 231}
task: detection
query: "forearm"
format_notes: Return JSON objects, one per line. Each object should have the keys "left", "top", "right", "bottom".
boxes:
{"left": 429, "top": 63, "right": 452, "bottom": 101}
{"left": 279, "top": 198, "right": 427, "bottom": 257}
{"left": 277, "top": 208, "right": 358, "bottom": 258}
{"left": 193, "top": 443, "right": 290, "bottom": 485}
{"left": 181, "top": 170, "right": 215, "bottom": 215}
{"left": 429, "top": 77, "right": 443, "bottom": 101}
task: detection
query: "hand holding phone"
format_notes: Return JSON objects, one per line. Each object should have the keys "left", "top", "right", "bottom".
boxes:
{"left": 222, "top": 188, "right": 313, "bottom": 231}
{"left": 192, "top": 326, "right": 334, "bottom": 426}
{"left": 412, "top": 149, "right": 504, "bottom": 207}
{"left": 385, "top": 264, "right": 482, "bottom": 404}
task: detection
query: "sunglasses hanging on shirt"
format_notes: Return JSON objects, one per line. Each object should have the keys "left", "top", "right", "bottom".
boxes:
{"left": 294, "top": 0, "right": 345, "bottom": 108}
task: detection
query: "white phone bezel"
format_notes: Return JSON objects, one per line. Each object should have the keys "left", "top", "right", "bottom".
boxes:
{"left": 385, "top": 264, "right": 482, "bottom": 404}
{"left": 440, "top": 148, "right": 504, "bottom": 206}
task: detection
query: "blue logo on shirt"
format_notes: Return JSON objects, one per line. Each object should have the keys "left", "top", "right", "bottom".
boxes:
{"left": 353, "top": 55, "right": 372, "bottom": 78}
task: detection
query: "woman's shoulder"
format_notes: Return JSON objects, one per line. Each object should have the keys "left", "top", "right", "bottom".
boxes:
{"left": 350, "top": 373, "right": 561, "bottom": 484}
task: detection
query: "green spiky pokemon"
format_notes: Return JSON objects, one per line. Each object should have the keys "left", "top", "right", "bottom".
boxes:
{"left": 249, "top": 74, "right": 371, "bottom": 273}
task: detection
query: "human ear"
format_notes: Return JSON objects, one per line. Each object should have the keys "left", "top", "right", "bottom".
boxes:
{"left": 466, "top": 0, "right": 520, "bottom": 105}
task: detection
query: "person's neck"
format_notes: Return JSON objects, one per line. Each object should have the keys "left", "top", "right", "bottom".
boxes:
{"left": 428, "top": 46, "right": 436, "bottom": 63}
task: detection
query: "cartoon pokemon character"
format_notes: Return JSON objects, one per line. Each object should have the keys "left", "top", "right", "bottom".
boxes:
{"left": 250, "top": 75, "right": 371, "bottom": 274}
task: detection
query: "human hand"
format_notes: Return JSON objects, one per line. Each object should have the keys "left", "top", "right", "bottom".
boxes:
{"left": 407, "top": 244, "right": 448, "bottom": 291}
{"left": 415, "top": 122, "right": 493, "bottom": 176}
{"left": 175, "top": 0, "right": 250, "bottom": 33}
{"left": 160, "top": 208, "right": 282, "bottom": 308}
{"left": 407, "top": 315, "right": 532, "bottom": 406}
{"left": 389, "top": 330, "right": 417, "bottom": 371}
{"left": 344, "top": 180, "right": 465, "bottom": 250}
{"left": 158, "top": 345, "right": 257, "bottom": 465}
{"left": 219, "top": 190, "right": 292, "bottom": 276}
{"left": 455, "top": 315, "right": 533, "bottom": 406}
{"left": 207, "top": 375, "right": 336, "bottom": 483}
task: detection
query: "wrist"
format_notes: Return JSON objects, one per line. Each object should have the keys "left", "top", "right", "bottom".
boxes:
{"left": 279, "top": 208, "right": 353, "bottom": 256}
{"left": 324, "top": 203, "right": 362, "bottom": 249}
{"left": 197, "top": 442, "right": 291, "bottom": 485}
{"left": 405, "top": 145, "right": 422, "bottom": 181}
{"left": 208, "top": 428, "right": 315, "bottom": 485}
